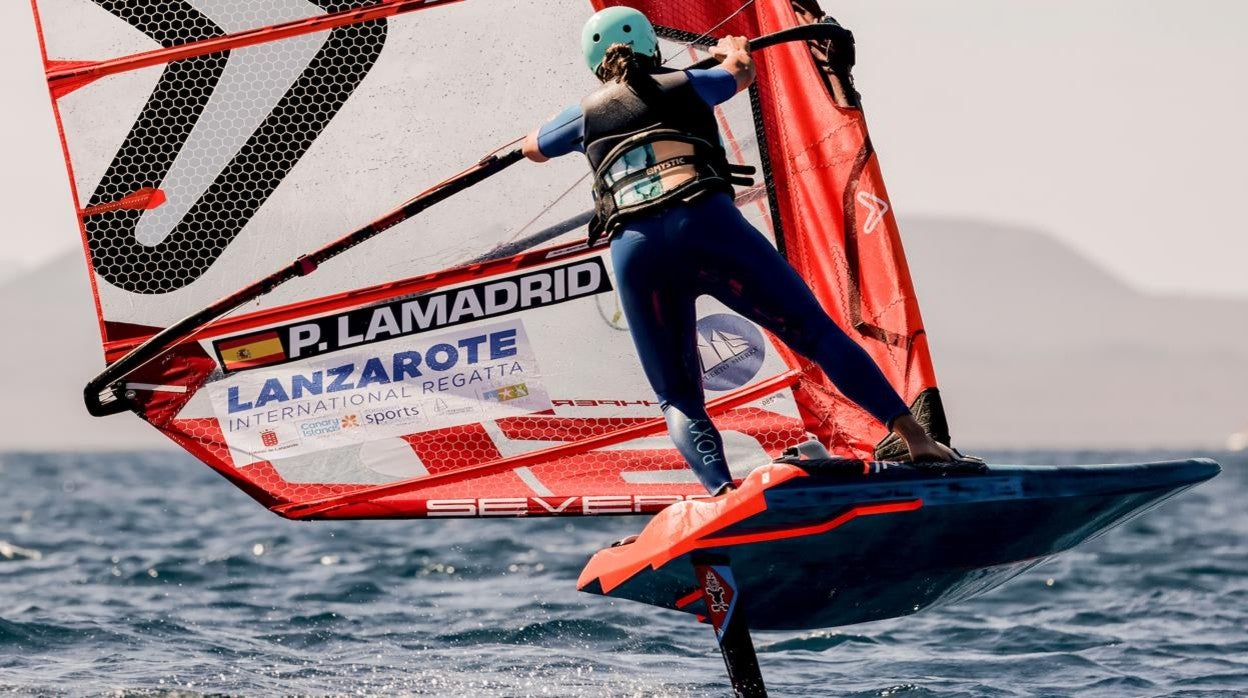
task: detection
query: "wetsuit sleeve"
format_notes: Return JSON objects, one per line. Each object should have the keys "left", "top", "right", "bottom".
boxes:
{"left": 686, "top": 67, "right": 739, "bottom": 107}
{"left": 535, "top": 103, "right": 586, "bottom": 158}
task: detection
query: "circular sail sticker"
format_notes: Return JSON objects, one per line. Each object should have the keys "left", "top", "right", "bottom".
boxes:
{"left": 696, "top": 314, "right": 766, "bottom": 391}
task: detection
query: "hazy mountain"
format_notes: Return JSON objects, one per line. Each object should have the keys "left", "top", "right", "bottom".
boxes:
{"left": 0, "top": 254, "right": 165, "bottom": 450}
{"left": 0, "top": 218, "right": 1244, "bottom": 451}
{"left": 904, "top": 218, "right": 1248, "bottom": 450}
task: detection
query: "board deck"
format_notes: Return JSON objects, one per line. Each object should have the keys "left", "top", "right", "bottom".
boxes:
{"left": 578, "top": 457, "right": 1221, "bottom": 631}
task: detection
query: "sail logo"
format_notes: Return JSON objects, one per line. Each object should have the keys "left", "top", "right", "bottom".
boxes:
{"left": 696, "top": 314, "right": 766, "bottom": 391}
{"left": 82, "top": 3, "right": 388, "bottom": 294}
{"left": 225, "top": 328, "right": 519, "bottom": 415}
{"left": 300, "top": 418, "right": 341, "bottom": 438}
{"left": 704, "top": 569, "right": 730, "bottom": 613}
{"left": 209, "top": 321, "right": 554, "bottom": 463}
{"left": 483, "top": 383, "right": 530, "bottom": 403}
{"left": 696, "top": 565, "right": 738, "bottom": 635}
{"left": 433, "top": 397, "right": 475, "bottom": 416}
{"left": 699, "top": 330, "right": 752, "bottom": 366}
{"left": 212, "top": 258, "right": 611, "bottom": 373}
{"left": 855, "top": 191, "right": 890, "bottom": 234}
{"left": 364, "top": 406, "right": 424, "bottom": 428}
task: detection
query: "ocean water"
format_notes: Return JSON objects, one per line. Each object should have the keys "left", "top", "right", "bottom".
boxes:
{"left": 0, "top": 450, "right": 1244, "bottom": 697}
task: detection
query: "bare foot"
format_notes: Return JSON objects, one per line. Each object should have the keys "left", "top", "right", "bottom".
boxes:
{"left": 891, "top": 414, "right": 957, "bottom": 462}
{"left": 906, "top": 439, "right": 959, "bottom": 463}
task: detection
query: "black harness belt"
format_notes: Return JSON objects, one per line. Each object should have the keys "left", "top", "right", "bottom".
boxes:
{"left": 580, "top": 70, "right": 756, "bottom": 243}
{"left": 587, "top": 129, "right": 755, "bottom": 243}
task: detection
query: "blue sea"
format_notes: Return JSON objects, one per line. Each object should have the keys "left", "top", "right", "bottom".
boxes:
{"left": 1, "top": 450, "right": 1244, "bottom": 697}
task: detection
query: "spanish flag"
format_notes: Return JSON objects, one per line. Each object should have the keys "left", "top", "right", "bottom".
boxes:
{"left": 217, "top": 331, "right": 286, "bottom": 371}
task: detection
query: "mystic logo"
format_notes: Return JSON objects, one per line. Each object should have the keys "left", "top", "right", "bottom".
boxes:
{"left": 84, "top": 1, "right": 388, "bottom": 294}
{"left": 696, "top": 314, "right": 765, "bottom": 391}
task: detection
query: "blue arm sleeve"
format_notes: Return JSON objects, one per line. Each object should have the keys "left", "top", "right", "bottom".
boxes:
{"left": 687, "top": 67, "right": 738, "bottom": 107}
{"left": 536, "top": 103, "right": 585, "bottom": 158}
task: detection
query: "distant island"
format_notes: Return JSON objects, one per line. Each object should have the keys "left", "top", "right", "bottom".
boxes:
{"left": 904, "top": 217, "right": 1248, "bottom": 451}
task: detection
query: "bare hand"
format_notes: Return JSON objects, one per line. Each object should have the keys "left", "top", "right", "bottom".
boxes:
{"left": 709, "top": 35, "right": 750, "bottom": 62}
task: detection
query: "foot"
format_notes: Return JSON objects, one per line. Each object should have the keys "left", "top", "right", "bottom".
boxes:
{"left": 906, "top": 438, "right": 960, "bottom": 463}
{"left": 890, "top": 413, "right": 978, "bottom": 464}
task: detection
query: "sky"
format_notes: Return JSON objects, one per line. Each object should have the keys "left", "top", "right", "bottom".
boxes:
{"left": 1, "top": 1, "right": 1245, "bottom": 299}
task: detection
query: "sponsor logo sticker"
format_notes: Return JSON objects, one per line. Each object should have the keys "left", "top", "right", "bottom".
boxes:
{"left": 855, "top": 190, "right": 890, "bottom": 234}
{"left": 363, "top": 405, "right": 424, "bottom": 428}
{"left": 209, "top": 320, "right": 551, "bottom": 461}
{"left": 211, "top": 258, "right": 611, "bottom": 372}
{"left": 482, "top": 382, "right": 529, "bottom": 403}
{"left": 695, "top": 313, "right": 766, "bottom": 391}
{"left": 215, "top": 330, "right": 287, "bottom": 371}
{"left": 299, "top": 417, "right": 340, "bottom": 438}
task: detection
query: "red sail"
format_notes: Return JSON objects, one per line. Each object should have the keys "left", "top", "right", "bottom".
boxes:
{"left": 36, "top": 0, "right": 943, "bottom": 519}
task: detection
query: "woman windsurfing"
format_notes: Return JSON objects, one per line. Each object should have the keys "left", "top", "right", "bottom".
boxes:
{"left": 523, "top": 7, "right": 956, "bottom": 495}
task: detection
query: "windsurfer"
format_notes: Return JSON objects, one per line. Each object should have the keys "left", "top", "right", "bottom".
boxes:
{"left": 523, "top": 7, "right": 956, "bottom": 495}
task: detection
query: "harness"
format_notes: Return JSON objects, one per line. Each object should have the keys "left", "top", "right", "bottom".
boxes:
{"left": 581, "top": 70, "right": 755, "bottom": 242}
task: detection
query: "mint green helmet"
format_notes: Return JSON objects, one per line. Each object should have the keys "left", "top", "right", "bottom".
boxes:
{"left": 581, "top": 6, "right": 660, "bottom": 73}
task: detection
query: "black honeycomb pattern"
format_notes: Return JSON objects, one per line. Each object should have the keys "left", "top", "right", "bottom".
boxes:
{"left": 84, "top": 0, "right": 389, "bottom": 294}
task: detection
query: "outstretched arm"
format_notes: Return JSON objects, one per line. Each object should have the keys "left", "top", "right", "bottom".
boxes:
{"left": 709, "top": 35, "right": 755, "bottom": 92}
{"left": 523, "top": 103, "right": 584, "bottom": 163}
{"left": 522, "top": 128, "right": 548, "bottom": 162}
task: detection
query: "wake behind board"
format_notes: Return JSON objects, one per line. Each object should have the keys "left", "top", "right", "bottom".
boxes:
{"left": 578, "top": 457, "right": 1221, "bottom": 631}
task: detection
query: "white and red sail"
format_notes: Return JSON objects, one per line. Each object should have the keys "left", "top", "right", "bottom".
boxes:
{"left": 32, "top": 0, "right": 943, "bottom": 518}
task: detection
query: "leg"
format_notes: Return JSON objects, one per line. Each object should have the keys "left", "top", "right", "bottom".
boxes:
{"left": 663, "top": 404, "right": 733, "bottom": 495}
{"left": 610, "top": 227, "right": 734, "bottom": 494}
{"left": 687, "top": 197, "right": 911, "bottom": 428}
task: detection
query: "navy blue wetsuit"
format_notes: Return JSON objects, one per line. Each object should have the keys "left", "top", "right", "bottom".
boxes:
{"left": 537, "top": 68, "right": 909, "bottom": 494}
